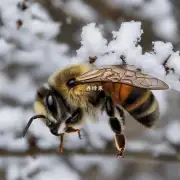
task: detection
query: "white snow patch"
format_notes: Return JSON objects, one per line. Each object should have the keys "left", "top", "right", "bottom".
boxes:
{"left": 165, "top": 121, "right": 180, "bottom": 145}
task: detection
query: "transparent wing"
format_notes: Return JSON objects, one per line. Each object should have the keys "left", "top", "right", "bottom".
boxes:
{"left": 76, "top": 65, "right": 169, "bottom": 90}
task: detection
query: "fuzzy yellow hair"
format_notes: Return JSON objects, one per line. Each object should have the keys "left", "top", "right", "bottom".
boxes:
{"left": 48, "top": 64, "right": 99, "bottom": 111}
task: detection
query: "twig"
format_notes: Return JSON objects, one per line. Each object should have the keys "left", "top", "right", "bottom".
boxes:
{"left": 0, "top": 144, "right": 179, "bottom": 164}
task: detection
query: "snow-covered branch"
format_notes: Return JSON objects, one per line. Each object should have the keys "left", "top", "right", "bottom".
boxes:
{"left": 72, "top": 22, "right": 180, "bottom": 91}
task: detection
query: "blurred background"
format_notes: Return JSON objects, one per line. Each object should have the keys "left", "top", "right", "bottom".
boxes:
{"left": 0, "top": 0, "right": 180, "bottom": 179}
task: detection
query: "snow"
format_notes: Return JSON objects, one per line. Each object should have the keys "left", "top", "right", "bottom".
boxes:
{"left": 25, "top": 156, "right": 80, "bottom": 180}
{"left": 0, "top": 74, "right": 36, "bottom": 104}
{"left": 64, "top": 0, "right": 98, "bottom": 22}
{"left": 130, "top": 173, "right": 163, "bottom": 180}
{"left": 152, "top": 143, "right": 175, "bottom": 157}
{"left": 167, "top": 52, "right": 180, "bottom": 75}
{"left": 30, "top": 3, "right": 52, "bottom": 22}
{"left": 71, "top": 155, "right": 120, "bottom": 176}
{"left": 126, "top": 140, "right": 151, "bottom": 152}
{"left": 76, "top": 23, "right": 108, "bottom": 61}
{"left": 152, "top": 90, "right": 168, "bottom": 116}
{"left": 165, "top": 121, "right": 180, "bottom": 145}
{"left": 78, "top": 112, "right": 114, "bottom": 149}
{"left": 0, "top": 107, "right": 30, "bottom": 150}
{"left": 107, "top": 0, "right": 144, "bottom": 8}
{"left": 0, "top": 39, "right": 14, "bottom": 59}
{"left": 26, "top": 20, "right": 61, "bottom": 40}
{"left": 5, "top": 156, "right": 80, "bottom": 180}
{"left": 107, "top": 0, "right": 178, "bottom": 42}
{"left": 108, "top": 21, "right": 143, "bottom": 63}
{"left": 153, "top": 17, "right": 178, "bottom": 42}
{"left": 140, "top": 0, "right": 172, "bottom": 19}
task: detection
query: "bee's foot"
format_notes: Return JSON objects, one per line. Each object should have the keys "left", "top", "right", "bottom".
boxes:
{"left": 117, "top": 150, "right": 124, "bottom": 159}
{"left": 77, "top": 129, "right": 82, "bottom": 140}
{"left": 114, "top": 134, "right": 126, "bottom": 159}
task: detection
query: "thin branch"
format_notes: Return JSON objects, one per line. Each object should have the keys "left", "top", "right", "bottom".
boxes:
{"left": 0, "top": 144, "right": 179, "bottom": 164}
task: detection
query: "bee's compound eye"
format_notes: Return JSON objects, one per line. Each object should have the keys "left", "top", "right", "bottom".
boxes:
{"left": 46, "top": 94, "right": 57, "bottom": 115}
{"left": 67, "top": 78, "right": 76, "bottom": 88}
{"left": 47, "top": 95, "right": 53, "bottom": 107}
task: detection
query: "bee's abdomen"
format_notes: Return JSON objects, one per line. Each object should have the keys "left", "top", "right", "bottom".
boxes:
{"left": 103, "top": 83, "right": 159, "bottom": 128}
{"left": 121, "top": 86, "right": 159, "bottom": 128}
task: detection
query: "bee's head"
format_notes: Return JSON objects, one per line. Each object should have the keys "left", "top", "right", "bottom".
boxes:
{"left": 23, "top": 84, "right": 71, "bottom": 137}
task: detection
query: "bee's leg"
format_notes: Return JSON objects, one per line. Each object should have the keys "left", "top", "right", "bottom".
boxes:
{"left": 114, "top": 133, "right": 126, "bottom": 158}
{"left": 65, "top": 108, "right": 82, "bottom": 139}
{"left": 58, "top": 133, "right": 64, "bottom": 153}
{"left": 114, "top": 106, "right": 126, "bottom": 158}
{"left": 105, "top": 96, "right": 126, "bottom": 158}
{"left": 66, "top": 108, "right": 82, "bottom": 125}
{"left": 109, "top": 117, "right": 126, "bottom": 158}
{"left": 65, "top": 127, "right": 82, "bottom": 139}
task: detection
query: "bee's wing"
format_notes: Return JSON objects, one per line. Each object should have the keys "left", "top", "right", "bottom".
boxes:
{"left": 76, "top": 65, "right": 169, "bottom": 90}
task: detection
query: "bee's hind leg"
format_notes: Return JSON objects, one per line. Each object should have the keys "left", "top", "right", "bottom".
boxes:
{"left": 109, "top": 117, "right": 126, "bottom": 158}
{"left": 105, "top": 96, "right": 126, "bottom": 158}
{"left": 114, "top": 133, "right": 126, "bottom": 158}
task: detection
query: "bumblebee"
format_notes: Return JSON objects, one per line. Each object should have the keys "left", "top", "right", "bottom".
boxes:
{"left": 23, "top": 62, "right": 169, "bottom": 157}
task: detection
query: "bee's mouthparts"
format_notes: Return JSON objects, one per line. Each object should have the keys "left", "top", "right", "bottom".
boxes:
{"left": 57, "top": 122, "right": 68, "bottom": 134}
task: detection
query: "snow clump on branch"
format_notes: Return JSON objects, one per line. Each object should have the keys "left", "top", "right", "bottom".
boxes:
{"left": 73, "top": 21, "right": 180, "bottom": 91}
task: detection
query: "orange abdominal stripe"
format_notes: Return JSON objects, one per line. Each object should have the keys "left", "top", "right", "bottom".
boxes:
{"left": 103, "top": 83, "right": 134, "bottom": 105}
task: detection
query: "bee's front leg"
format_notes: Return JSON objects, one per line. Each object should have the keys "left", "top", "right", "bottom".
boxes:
{"left": 58, "top": 133, "right": 64, "bottom": 153}
{"left": 58, "top": 128, "right": 82, "bottom": 153}
{"left": 65, "top": 108, "right": 82, "bottom": 139}
{"left": 65, "top": 127, "right": 82, "bottom": 139}
{"left": 105, "top": 96, "right": 125, "bottom": 158}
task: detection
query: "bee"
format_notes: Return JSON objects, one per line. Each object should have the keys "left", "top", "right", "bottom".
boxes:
{"left": 22, "top": 61, "right": 169, "bottom": 158}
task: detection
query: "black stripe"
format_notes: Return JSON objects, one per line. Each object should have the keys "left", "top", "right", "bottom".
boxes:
{"left": 130, "top": 92, "right": 154, "bottom": 116}
{"left": 122, "top": 87, "right": 146, "bottom": 108}
{"left": 106, "top": 97, "right": 115, "bottom": 117}
{"left": 135, "top": 109, "right": 159, "bottom": 128}
{"left": 116, "top": 106, "right": 125, "bottom": 125}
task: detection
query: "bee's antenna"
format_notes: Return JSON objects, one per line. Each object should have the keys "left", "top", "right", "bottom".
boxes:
{"left": 22, "top": 115, "right": 46, "bottom": 137}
